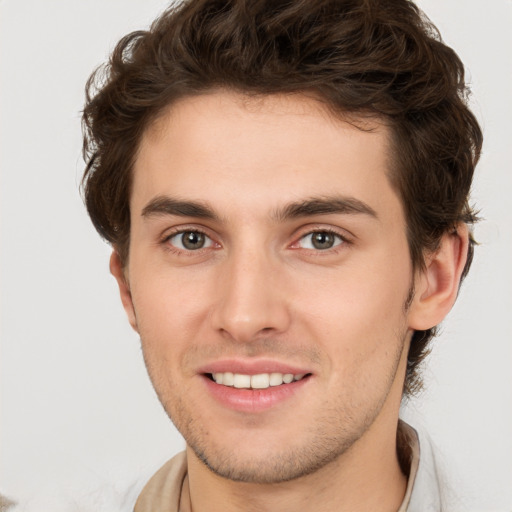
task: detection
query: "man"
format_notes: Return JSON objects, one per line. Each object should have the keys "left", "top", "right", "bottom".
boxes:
{"left": 81, "top": 0, "right": 482, "bottom": 510}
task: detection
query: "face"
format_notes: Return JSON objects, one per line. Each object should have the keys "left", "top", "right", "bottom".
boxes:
{"left": 121, "top": 92, "right": 417, "bottom": 483}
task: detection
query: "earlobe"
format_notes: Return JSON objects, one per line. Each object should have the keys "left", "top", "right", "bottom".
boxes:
{"left": 110, "top": 251, "right": 139, "bottom": 332}
{"left": 408, "top": 224, "right": 469, "bottom": 331}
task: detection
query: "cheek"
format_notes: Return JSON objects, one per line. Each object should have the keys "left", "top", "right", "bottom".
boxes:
{"left": 302, "top": 272, "right": 409, "bottom": 410}
{"left": 293, "top": 257, "right": 411, "bottom": 364}
{"left": 131, "top": 256, "right": 212, "bottom": 323}
{"left": 128, "top": 269, "right": 211, "bottom": 373}
{"left": 131, "top": 279, "right": 197, "bottom": 405}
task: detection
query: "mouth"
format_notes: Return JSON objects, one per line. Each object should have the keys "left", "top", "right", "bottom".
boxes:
{"left": 206, "top": 372, "right": 311, "bottom": 389}
{"left": 198, "top": 360, "right": 314, "bottom": 412}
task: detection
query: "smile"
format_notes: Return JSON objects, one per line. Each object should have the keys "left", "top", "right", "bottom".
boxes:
{"left": 210, "top": 372, "right": 307, "bottom": 389}
{"left": 201, "top": 366, "right": 312, "bottom": 412}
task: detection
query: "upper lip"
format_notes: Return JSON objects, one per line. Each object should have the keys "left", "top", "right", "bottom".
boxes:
{"left": 197, "top": 358, "right": 313, "bottom": 376}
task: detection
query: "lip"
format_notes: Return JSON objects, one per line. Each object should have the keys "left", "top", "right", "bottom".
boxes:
{"left": 198, "top": 359, "right": 313, "bottom": 413}
{"left": 197, "top": 358, "right": 312, "bottom": 376}
{"left": 202, "top": 374, "right": 311, "bottom": 412}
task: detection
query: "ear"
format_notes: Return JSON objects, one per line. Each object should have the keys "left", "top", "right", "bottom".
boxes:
{"left": 408, "top": 224, "right": 469, "bottom": 331}
{"left": 110, "top": 251, "right": 139, "bottom": 332}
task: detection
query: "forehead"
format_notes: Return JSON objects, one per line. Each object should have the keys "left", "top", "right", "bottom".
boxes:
{"left": 132, "top": 91, "right": 400, "bottom": 223}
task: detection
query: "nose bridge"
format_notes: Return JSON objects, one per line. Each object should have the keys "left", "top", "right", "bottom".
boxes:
{"left": 212, "top": 242, "right": 290, "bottom": 342}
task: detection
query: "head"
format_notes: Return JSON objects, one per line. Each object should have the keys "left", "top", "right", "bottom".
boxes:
{"left": 82, "top": 0, "right": 481, "bottom": 396}
{"left": 82, "top": 0, "right": 481, "bottom": 477}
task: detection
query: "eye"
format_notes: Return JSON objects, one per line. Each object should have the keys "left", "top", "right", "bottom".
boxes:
{"left": 298, "top": 231, "right": 344, "bottom": 250}
{"left": 167, "top": 230, "right": 214, "bottom": 251}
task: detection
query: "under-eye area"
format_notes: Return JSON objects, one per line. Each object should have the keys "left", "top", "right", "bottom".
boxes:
{"left": 206, "top": 372, "right": 313, "bottom": 389}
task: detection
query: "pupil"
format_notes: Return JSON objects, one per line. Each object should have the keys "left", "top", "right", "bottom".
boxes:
{"left": 312, "top": 232, "right": 334, "bottom": 249}
{"left": 182, "top": 232, "right": 205, "bottom": 250}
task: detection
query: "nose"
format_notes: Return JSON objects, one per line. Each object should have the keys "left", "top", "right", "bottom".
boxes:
{"left": 210, "top": 247, "right": 291, "bottom": 343}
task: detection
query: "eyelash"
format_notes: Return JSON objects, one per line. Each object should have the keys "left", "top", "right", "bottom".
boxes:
{"left": 160, "top": 227, "right": 351, "bottom": 255}
{"left": 292, "top": 228, "right": 350, "bottom": 253}
{"left": 161, "top": 227, "right": 216, "bottom": 256}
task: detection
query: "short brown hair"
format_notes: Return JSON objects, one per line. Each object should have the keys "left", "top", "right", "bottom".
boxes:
{"left": 82, "top": 0, "right": 482, "bottom": 395}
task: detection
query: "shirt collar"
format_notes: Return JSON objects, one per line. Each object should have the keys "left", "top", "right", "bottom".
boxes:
{"left": 398, "top": 421, "right": 444, "bottom": 512}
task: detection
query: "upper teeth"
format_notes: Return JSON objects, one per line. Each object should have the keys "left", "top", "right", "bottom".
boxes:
{"left": 211, "top": 372, "right": 305, "bottom": 389}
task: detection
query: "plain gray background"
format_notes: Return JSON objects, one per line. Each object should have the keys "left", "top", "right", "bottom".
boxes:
{"left": 1, "top": 0, "right": 511, "bottom": 509}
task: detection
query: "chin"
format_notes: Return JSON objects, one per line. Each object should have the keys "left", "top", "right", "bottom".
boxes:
{"left": 186, "top": 426, "right": 360, "bottom": 484}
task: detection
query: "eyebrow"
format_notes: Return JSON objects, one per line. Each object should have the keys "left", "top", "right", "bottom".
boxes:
{"left": 272, "top": 196, "right": 378, "bottom": 222}
{"left": 141, "top": 194, "right": 378, "bottom": 222}
{"left": 141, "top": 196, "right": 219, "bottom": 220}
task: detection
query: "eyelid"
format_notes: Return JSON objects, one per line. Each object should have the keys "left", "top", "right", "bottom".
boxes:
{"left": 168, "top": 231, "right": 214, "bottom": 250}
{"left": 160, "top": 225, "right": 220, "bottom": 252}
{"left": 158, "top": 223, "right": 352, "bottom": 254}
{"left": 298, "top": 231, "right": 344, "bottom": 250}
{"left": 290, "top": 225, "right": 353, "bottom": 248}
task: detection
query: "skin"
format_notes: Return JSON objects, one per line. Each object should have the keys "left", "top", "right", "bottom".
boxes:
{"left": 111, "top": 91, "right": 468, "bottom": 511}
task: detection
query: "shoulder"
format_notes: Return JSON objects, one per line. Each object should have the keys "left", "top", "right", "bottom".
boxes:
{"left": 1, "top": 493, "right": 17, "bottom": 511}
{"left": 134, "top": 452, "right": 188, "bottom": 512}
{"left": 403, "top": 421, "right": 460, "bottom": 512}
{"left": 0, "top": 483, "right": 140, "bottom": 512}
{"left": 0, "top": 466, "right": 157, "bottom": 512}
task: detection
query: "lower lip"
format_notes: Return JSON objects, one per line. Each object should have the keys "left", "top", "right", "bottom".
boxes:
{"left": 202, "top": 375, "right": 311, "bottom": 413}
